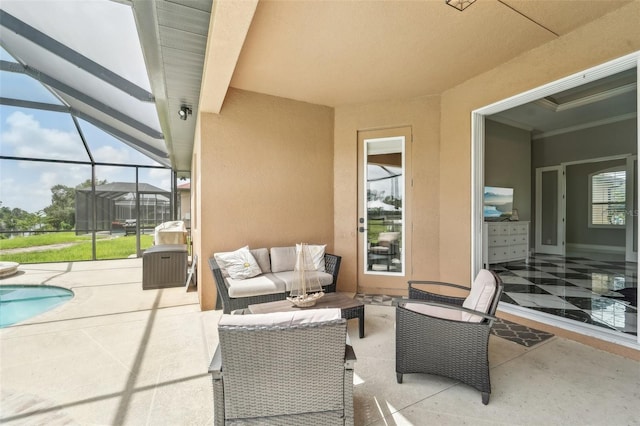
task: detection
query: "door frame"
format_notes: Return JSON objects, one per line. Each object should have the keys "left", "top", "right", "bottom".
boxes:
{"left": 357, "top": 126, "right": 412, "bottom": 295}
{"left": 535, "top": 165, "right": 566, "bottom": 256}
{"left": 626, "top": 155, "right": 638, "bottom": 262}
{"left": 471, "top": 51, "right": 640, "bottom": 348}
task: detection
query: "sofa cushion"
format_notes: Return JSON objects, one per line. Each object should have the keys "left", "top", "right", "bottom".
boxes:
{"left": 219, "top": 308, "right": 341, "bottom": 327}
{"left": 214, "top": 246, "right": 262, "bottom": 280}
{"left": 272, "top": 271, "right": 334, "bottom": 292}
{"left": 227, "top": 273, "right": 287, "bottom": 298}
{"left": 270, "top": 246, "right": 297, "bottom": 272}
{"left": 462, "top": 269, "right": 497, "bottom": 322}
{"left": 295, "top": 243, "right": 326, "bottom": 272}
{"left": 250, "top": 248, "right": 271, "bottom": 273}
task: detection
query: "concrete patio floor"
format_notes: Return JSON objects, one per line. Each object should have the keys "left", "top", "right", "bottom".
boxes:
{"left": 1, "top": 259, "right": 639, "bottom": 425}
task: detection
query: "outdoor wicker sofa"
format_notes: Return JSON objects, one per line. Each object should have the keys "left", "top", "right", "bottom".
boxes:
{"left": 209, "top": 308, "right": 356, "bottom": 425}
{"left": 209, "top": 246, "right": 341, "bottom": 313}
{"left": 395, "top": 269, "right": 504, "bottom": 405}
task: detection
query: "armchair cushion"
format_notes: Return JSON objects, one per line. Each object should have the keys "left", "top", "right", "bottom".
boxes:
{"left": 462, "top": 269, "right": 497, "bottom": 322}
{"left": 404, "top": 302, "right": 462, "bottom": 321}
{"left": 218, "top": 308, "right": 341, "bottom": 327}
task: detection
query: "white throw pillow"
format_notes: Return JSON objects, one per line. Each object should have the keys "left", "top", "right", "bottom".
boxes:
{"left": 214, "top": 246, "right": 262, "bottom": 280}
{"left": 295, "top": 243, "right": 326, "bottom": 272}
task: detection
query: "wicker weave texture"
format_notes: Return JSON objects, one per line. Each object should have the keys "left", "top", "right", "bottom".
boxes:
{"left": 212, "top": 319, "right": 354, "bottom": 425}
{"left": 209, "top": 254, "right": 341, "bottom": 314}
{"left": 396, "top": 307, "right": 491, "bottom": 392}
{"left": 396, "top": 272, "right": 504, "bottom": 404}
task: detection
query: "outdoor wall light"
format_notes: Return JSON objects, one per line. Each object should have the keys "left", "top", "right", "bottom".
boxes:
{"left": 178, "top": 105, "right": 192, "bottom": 120}
{"left": 445, "top": 0, "right": 476, "bottom": 11}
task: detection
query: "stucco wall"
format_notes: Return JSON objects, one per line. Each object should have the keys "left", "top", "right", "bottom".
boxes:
{"left": 195, "top": 88, "right": 334, "bottom": 309}
{"left": 440, "top": 2, "right": 640, "bottom": 284}
{"left": 334, "top": 96, "right": 441, "bottom": 294}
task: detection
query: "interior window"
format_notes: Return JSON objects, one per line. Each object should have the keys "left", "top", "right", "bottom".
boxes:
{"left": 590, "top": 167, "right": 626, "bottom": 227}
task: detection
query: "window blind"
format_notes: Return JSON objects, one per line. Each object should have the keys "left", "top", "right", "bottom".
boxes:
{"left": 591, "top": 170, "right": 626, "bottom": 226}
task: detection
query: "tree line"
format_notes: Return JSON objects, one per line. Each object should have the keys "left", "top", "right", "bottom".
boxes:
{"left": 0, "top": 179, "right": 106, "bottom": 234}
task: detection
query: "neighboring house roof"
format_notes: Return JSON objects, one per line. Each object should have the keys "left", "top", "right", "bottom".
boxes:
{"left": 76, "top": 182, "right": 169, "bottom": 197}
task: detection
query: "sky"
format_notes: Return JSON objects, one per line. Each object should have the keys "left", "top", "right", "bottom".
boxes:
{"left": 0, "top": 75, "right": 171, "bottom": 213}
{"left": 0, "top": 21, "right": 173, "bottom": 215}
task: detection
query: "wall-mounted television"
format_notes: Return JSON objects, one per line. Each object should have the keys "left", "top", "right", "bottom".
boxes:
{"left": 484, "top": 186, "right": 513, "bottom": 220}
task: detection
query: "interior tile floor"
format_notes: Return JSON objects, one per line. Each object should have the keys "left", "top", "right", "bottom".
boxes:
{"left": 490, "top": 253, "right": 638, "bottom": 336}
{"left": 1, "top": 259, "right": 639, "bottom": 425}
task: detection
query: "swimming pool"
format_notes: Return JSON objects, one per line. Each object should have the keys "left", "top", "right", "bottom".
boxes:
{"left": 0, "top": 285, "right": 74, "bottom": 328}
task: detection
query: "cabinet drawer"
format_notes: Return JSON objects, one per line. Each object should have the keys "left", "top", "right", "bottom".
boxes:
{"left": 488, "top": 249, "right": 510, "bottom": 262}
{"left": 487, "top": 224, "right": 508, "bottom": 236}
{"left": 489, "top": 237, "right": 509, "bottom": 247}
{"left": 508, "top": 244, "right": 528, "bottom": 259}
{"left": 509, "top": 235, "right": 528, "bottom": 245}
{"left": 509, "top": 223, "right": 529, "bottom": 235}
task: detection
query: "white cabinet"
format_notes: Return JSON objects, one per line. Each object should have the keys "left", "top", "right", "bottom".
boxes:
{"left": 483, "top": 221, "right": 529, "bottom": 266}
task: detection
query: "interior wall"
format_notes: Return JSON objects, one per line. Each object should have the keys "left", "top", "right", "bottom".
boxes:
{"left": 439, "top": 1, "right": 640, "bottom": 284}
{"left": 531, "top": 118, "right": 636, "bottom": 253}
{"left": 532, "top": 118, "right": 637, "bottom": 167}
{"left": 196, "top": 88, "right": 334, "bottom": 310}
{"left": 566, "top": 159, "right": 627, "bottom": 249}
{"left": 485, "top": 119, "right": 532, "bottom": 222}
{"left": 334, "top": 96, "right": 441, "bottom": 293}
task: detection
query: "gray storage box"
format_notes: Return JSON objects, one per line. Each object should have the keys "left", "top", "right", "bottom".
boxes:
{"left": 143, "top": 244, "right": 187, "bottom": 289}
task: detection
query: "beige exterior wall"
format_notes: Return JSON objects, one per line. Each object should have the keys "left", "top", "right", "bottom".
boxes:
{"left": 439, "top": 2, "right": 640, "bottom": 284}
{"left": 334, "top": 96, "right": 441, "bottom": 294}
{"left": 194, "top": 2, "right": 640, "bottom": 310}
{"left": 194, "top": 88, "right": 334, "bottom": 309}
{"left": 192, "top": 116, "right": 204, "bottom": 306}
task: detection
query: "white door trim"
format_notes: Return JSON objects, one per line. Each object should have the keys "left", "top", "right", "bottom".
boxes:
{"left": 535, "top": 165, "right": 565, "bottom": 256}
{"left": 626, "top": 155, "right": 638, "bottom": 262}
{"left": 471, "top": 51, "right": 640, "bottom": 347}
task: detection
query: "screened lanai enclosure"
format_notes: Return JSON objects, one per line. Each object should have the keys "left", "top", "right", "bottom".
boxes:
{"left": 0, "top": 0, "right": 208, "bottom": 262}
{"left": 75, "top": 183, "right": 172, "bottom": 236}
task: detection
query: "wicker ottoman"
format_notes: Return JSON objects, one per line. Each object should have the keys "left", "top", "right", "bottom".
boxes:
{"left": 142, "top": 244, "right": 187, "bottom": 289}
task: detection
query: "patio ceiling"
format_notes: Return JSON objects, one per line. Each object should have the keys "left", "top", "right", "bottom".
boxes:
{"left": 1, "top": 1, "right": 632, "bottom": 175}
{"left": 205, "top": 0, "right": 630, "bottom": 109}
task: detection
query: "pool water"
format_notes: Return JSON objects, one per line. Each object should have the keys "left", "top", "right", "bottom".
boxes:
{"left": 0, "top": 285, "right": 74, "bottom": 328}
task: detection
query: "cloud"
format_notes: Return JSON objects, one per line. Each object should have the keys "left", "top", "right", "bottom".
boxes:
{"left": 92, "top": 145, "right": 131, "bottom": 164}
{"left": 2, "top": 111, "right": 88, "bottom": 161}
{"left": 1, "top": 111, "right": 173, "bottom": 212}
{"left": 144, "top": 168, "right": 172, "bottom": 191}
{"left": 1, "top": 160, "right": 91, "bottom": 212}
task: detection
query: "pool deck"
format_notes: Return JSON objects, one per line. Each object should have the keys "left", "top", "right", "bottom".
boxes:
{"left": 1, "top": 259, "right": 639, "bottom": 425}
{"left": 0, "top": 258, "right": 219, "bottom": 425}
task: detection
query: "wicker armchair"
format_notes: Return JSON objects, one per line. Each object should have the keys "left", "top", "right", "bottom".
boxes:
{"left": 395, "top": 270, "right": 503, "bottom": 405}
{"left": 209, "top": 309, "right": 356, "bottom": 425}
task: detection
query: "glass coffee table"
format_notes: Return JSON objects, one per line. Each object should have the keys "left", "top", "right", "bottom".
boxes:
{"left": 248, "top": 292, "right": 365, "bottom": 338}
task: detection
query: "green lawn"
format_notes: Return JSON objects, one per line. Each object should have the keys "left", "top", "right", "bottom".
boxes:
{"left": 0, "top": 232, "right": 154, "bottom": 263}
{"left": 0, "top": 232, "right": 95, "bottom": 249}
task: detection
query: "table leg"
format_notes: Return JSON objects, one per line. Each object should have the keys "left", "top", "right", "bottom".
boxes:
{"left": 358, "top": 308, "right": 365, "bottom": 338}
